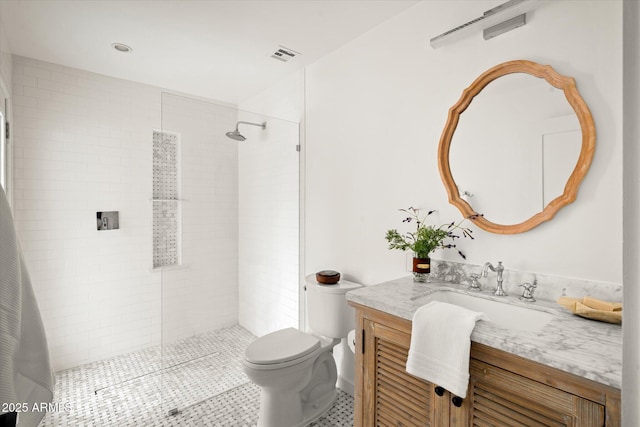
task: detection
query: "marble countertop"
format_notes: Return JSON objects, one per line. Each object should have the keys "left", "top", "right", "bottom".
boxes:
{"left": 346, "top": 276, "right": 622, "bottom": 390}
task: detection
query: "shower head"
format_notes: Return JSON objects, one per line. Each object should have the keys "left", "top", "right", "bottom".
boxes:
{"left": 225, "top": 129, "right": 246, "bottom": 141}
{"left": 225, "top": 121, "right": 266, "bottom": 141}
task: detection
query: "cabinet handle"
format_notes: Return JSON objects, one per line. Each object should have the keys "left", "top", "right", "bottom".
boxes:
{"left": 434, "top": 386, "right": 445, "bottom": 396}
{"left": 451, "top": 396, "right": 463, "bottom": 407}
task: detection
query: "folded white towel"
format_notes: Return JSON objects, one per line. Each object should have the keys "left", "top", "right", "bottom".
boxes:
{"left": 1, "top": 188, "right": 54, "bottom": 426}
{"left": 405, "top": 300, "right": 486, "bottom": 398}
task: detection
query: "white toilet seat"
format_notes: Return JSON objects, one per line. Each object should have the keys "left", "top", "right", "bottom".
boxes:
{"left": 244, "top": 328, "right": 326, "bottom": 371}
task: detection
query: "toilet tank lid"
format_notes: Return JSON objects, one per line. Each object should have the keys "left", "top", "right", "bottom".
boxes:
{"left": 305, "top": 275, "right": 362, "bottom": 294}
{"left": 245, "top": 328, "right": 320, "bottom": 365}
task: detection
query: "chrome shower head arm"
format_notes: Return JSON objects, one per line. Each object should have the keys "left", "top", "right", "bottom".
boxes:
{"left": 236, "top": 121, "right": 266, "bottom": 130}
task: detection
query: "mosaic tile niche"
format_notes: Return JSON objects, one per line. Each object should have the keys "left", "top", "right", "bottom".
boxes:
{"left": 152, "top": 131, "right": 180, "bottom": 268}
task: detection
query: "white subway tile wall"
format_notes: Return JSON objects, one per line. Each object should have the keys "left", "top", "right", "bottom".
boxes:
{"left": 237, "top": 115, "right": 299, "bottom": 337}
{"left": 12, "top": 55, "right": 161, "bottom": 371}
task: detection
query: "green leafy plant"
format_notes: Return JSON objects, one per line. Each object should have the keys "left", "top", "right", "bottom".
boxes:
{"left": 385, "top": 207, "right": 476, "bottom": 259}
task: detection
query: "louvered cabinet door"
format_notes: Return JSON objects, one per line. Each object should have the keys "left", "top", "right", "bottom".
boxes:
{"left": 469, "top": 359, "right": 605, "bottom": 427}
{"left": 363, "top": 319, "right": 442, "bottom": 426}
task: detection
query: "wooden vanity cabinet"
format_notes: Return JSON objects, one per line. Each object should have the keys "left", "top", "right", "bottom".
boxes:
{"left": 352, "top": 303, "right": 621, "bottom": 427}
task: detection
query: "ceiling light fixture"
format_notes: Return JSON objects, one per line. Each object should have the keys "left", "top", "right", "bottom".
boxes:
{"left": 430, "top": 0, "right": 538, "bottom": 48}
{"left": 111, "top": 43, "right": 133, "bottom": 53}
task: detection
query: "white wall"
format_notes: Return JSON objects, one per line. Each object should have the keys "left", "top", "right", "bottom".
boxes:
{"left": 10, "top": 56, "right": 239, "bottom": 370}
{"left": 240, "top": 70, "right": 304, "bottom": 123}
{"left": 304, "top": 0, "right": 623, "bottom": 288}
{"left": 237, "top": 112, "right": 300, "bottom": 337}
{"left": 238, "top": 70, "right": 303, "bottom": 336}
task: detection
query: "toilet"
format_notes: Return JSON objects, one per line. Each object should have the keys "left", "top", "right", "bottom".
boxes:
{"left": 243, "top": 275, "right": 361, "bottom": 427}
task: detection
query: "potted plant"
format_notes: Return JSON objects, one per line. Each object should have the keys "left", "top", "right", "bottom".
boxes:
{"left": 385, "top": 207, "right": 476, "bottom": 282}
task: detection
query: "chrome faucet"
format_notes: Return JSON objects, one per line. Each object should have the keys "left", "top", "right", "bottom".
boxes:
{"left": 482, "top": 261, "right": 506, "bottom": 296}
{"left": 519, "top": 282, "right": 537, "bottom": 302}
{"left": 467, "top": 273, "right": 482, "bottom": 292}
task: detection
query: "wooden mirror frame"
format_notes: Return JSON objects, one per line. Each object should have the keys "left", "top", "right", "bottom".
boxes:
{"left": 438, "top": 60, "right": 596, "bottom": 234}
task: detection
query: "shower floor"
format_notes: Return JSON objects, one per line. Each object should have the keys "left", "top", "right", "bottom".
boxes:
{"left": 38, "top": 325, "right": 354, "bottom": 426}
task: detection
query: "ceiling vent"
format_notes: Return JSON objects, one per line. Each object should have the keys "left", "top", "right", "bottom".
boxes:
{"left": 270, "top": 46, "right": 301, "bottom": 63}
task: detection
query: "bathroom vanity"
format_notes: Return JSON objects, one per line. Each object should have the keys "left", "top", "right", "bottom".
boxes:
{"left": 347, "top": 277, "right": 621, "bottom": 426}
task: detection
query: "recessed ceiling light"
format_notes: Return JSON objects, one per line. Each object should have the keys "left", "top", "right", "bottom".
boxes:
{"left": 111, "top": 43, "right": 133, "bottom": 53}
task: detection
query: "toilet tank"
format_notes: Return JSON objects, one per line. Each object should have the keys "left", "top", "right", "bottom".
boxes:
{"left": 306, "top": 274, "right": 362, "bottom": 338}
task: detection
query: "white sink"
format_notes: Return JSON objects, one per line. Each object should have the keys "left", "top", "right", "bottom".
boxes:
{"left": 411, "top": 290, "right": 554, "bottom": 333}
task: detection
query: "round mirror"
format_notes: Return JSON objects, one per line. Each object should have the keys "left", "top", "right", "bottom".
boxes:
{"left": 438, "top": 60, "right": 595, "bottom": 234}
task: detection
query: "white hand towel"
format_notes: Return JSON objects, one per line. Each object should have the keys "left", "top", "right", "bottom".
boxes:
{"left": 0, "top": 188, "right": 54, "bottom": 426}
{"left": 405, "top": 300, "right": 486, "bottom": 398}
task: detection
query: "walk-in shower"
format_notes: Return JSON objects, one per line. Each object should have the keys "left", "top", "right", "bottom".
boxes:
{"left": 30, "top": 88, "right": 300, "bottom": 424}
{"left": 225, "top": 121, "right": 267, "bottom": 141}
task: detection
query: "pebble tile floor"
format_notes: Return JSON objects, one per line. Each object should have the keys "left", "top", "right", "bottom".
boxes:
{"left": 38, "top": 325, "right": 354, "bottom": 426}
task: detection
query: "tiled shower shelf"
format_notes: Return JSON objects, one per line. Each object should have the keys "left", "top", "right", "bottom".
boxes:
{"left": 152, "top": 130, "right": 181, "bottom": 269}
